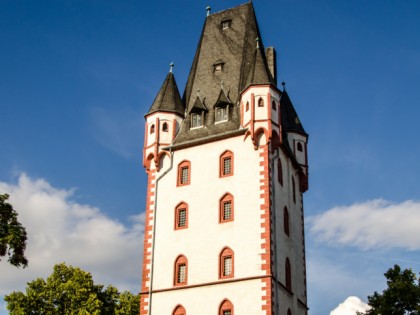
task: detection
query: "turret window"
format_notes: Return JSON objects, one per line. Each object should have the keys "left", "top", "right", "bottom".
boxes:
{"left": 297, "top": 142, "right": 303, "bottom": 152}
{"left": 162, "top": 122, "right": 168, "bottom": 132}
{"left": 292, "top": 176, "right": 296, "bottom": 203}
{"left": 284, "top": 206, "right": 290, "bottom": 236}
{"left": 246, "top": 101, "right": 249, "bottom": 112}
{"left": 215, "top": 106, "right": 228, "bottom": 123}
{"left": 173, "top": 305, "right": 186, "bottom": 315}
{"left": 285, "top": 258, "right": 292, "bottom": 291}
{"left": 191, "top": 113, "right": 202, "bottom": 128}
{"left": 258, "top": 97, "right": 264, "bottom": 107}
{"left": 150, "top": 124, "right": 155, "bottom": 134}
{"left": 272, "top": 100, "right": 277, "bottom": 110}
{"left": 220, "top": 150, "right": 234, "bottom": 177}
{"left": 278, "top": 159, "right": 283, "bottom": 186}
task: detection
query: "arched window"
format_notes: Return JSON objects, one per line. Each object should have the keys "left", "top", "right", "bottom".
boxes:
{"left": 277, "top": 159, "right": 283, "bottom": 186}
{"left": 292, "top": 176, "right": 296, "bottom": 204}
{"left": 297, "top": 142, "right": 303, "bottom": 152}
{"left": 272, "top": 100, "right": 277, "bottom": 110}
{"left": 163, "top": 122, "right": 169, "bottom": 132}
{"left": 173, "top": 305, "right": 186, "bottom": 315}
{"left": 177, "top": 161, "right": 191, "bottom": 186}
{"left": 174, "top": 255, "right": 188, "bottom": 286}
{"left": 219, "top": 247, "right": 234, "bottom": 279}
{"left": 219, "top": 299, "right": 234, "bottom": 315}
{"left": 220, "top": 151, "right": 234, "bottom": 177}
{"left": 258, "top": 97, "right": 264, "bottom": 107}
{"left": 246, "top": 102, "right": 249, "bottom": 112}
{"left": 287, "top": 309, "right": 292, "bottom": 315}
{"left": 150, "top": 124, "right": 155, "bottom": 134}
{"left": 284, "top": 207, "right": 290, "bottom": 236}
{"left": 219, "top": 193, "right": 234, "bottom": 223}
{"left": 175, "top": 202, "right": 188, "bottom": 230}
{"left": 285, "top": 258, "right": 291, "bottom": 291}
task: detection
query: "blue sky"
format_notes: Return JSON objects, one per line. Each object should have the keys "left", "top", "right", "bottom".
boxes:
{"left": 1, "top": 1, "right": 419, "bottom": 314}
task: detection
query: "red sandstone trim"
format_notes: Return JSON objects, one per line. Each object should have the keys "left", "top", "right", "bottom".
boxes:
{"left": 267, "top": 93, "right": 272, "bottom": 140}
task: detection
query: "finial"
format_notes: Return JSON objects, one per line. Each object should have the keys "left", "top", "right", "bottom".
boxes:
{"left": 281, "top": 81, "right": 286, "bottom": 91}
{"left": 256, "top": 37, "right": 260, "bottom": 49}
{"left": 169, "top": 62, "right": 174, "bottom": 73}
{"left": 206, "top": 6, "right": 211, "bottom": 16}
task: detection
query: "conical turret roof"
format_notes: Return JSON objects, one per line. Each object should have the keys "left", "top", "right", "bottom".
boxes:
{"left": 245, "top": 43, "right": 275, "bottom": 87}
{"left": 147, "top": 71, "right": 184, "bottom": 116}
{"left": 280, "top": 90, "right": 307, "bottom": 136}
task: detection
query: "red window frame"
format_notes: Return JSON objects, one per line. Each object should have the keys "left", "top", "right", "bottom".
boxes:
{"left": 219, "top": 247, "right": 234, "bottom": 279}
{"left": 177, "top": 160, "right": 191, "bottom": 186}
{"left": 173, "top": 305, "right": 186, "bottom": 315}
{"left": 219, "top": 299, "right": 234, "bottom": 315}
{"left": 220, "top": 151, "right": 234, "bottom": 177}
{"left": 175, "top": 202, "right": 188, "bottom": 230}
{"left": 219, "top": 193, "right": 234, "bottom": 223}
{"left": 174, "top": 255, "right": 188, "bottom": 286}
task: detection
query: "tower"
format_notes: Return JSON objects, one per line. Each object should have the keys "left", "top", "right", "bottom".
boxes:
{"left": 141, "top": 3, "right": 309, "bottom": 315}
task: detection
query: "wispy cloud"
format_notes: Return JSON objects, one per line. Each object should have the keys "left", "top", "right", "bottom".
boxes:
{"left": 309, "top": 199, "right": 420, "bottom": 250}
{"left": 330, "top": 296, "right": 370, "bottom": 315}
{"left": 89, "top": 106, "right": 143, "bottom": 159}
{"left": 0, "top": 173, "right": 144, "bottom": 297}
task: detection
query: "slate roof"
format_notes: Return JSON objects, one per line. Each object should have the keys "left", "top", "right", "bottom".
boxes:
{"left": 146, "top": 72, "right": 184, "bottom": 116}
{"left": 174, "top": 2, "right": 273, "bottom": 144}
{"left": 280, "top": 90, "right": 307, "bottom": 136}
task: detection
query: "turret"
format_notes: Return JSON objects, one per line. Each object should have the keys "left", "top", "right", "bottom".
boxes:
{"left": 280, "top": 86, "right": 309, "bottom": 191}
{"left": 143, "top": 64, "right": 185, "bottom": 171}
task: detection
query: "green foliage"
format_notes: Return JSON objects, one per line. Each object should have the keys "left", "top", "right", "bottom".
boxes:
{"left": 5, "top": 263, "right": 140, "bottom": 315}
{"left": 358, "top": 264, "right": 420, "bottom": 315}
{"left": 0, "top": 193, "right": 28, "bottom": 268}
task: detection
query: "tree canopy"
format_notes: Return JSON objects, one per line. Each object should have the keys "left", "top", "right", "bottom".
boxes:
{"left": 0, "top": 193, "right": 28, "bottom": 268}
{"left": 359, "top": 264, "right": 420, "bottom": 315}
{"left": 5, "top": 263, "right": 140, "bottom": 314}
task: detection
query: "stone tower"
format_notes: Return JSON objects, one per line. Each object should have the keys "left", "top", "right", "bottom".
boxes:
{"left": 141, "top": 3, "right": 309, "bottom": 315}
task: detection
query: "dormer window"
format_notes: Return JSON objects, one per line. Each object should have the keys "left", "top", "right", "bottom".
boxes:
{"left": 222, "top": 19, "right": 231, "bottom": 29}
{"left": 191, "top": 113, "right": 203, "bottom": 128}
{"left": 215, "top": 106, "right": 228, "bottom": 123}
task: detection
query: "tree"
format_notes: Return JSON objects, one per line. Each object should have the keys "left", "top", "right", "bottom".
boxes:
{"left": 5, "top": 263, "right": 140, "bottom": 315}
{"left": 358, "top": 264, "right": 420, "bottom": 315}
{"left": 0, "top": 193, "right": 28, "bottom": 268}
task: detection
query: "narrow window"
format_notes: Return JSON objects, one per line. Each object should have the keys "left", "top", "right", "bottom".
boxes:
{"left": 219, "top": 299, "right": 233, "bottom": 315}
{"left": 174, "top": 255, "right": 188, "bottom": 286}
{"left": 214, "top": 64, "right": 223, "bottom": 73}
{"left": 177, "top": 161, "right": 191, "bottom": 186}
{"left": 175, "top": 202, "right": 188, "bottom": 230}
{"left": 287, "top": 309, "right": 292, "bottom": 315}
{"left": 150, "top": 124, "right": 155, "bottom": 134}
{"left": 272, "top": 100, "right": 277, "bottom": 110}
{"left": 277, "top": 159, "right": 283, "bottom": 186}
{"left": 220, "top": 151, "right": 234, "bottom": 177}
{"left": 297, "top": 142, "right": 303, "bottom": 152}
{"left": 285, "top": 258, "right": 291, "bottom": 291}
{"left": 258, "top": 97, "right": 264, "bottom": 107}
{"left": 215, "top": 107, "right": 228, "bottom": 122}
{"left": 219, "top": 247, "right": 234, "bottom": 279}
{"left": 163, "top": 122, "right": 168, "bottom": 132}
{"left": 284, "top": 207, "right": 290, "bottom": 236}
{"left": 219, "top": 193, "right": 234, "bottom": 223}
{"left": 191, "top": 113, "right": 202, "bottom": 128}
{"left": 292, "top": 176, "right": 296, "bottom": 203}
{"left": 173, "top": 305, "right": 186, "bottom": 315}
{"left": 221, "top": 20, "right": 231, "bottom": 29}
{"left": 246, "top": 101, "right": 249, "bottom": 112}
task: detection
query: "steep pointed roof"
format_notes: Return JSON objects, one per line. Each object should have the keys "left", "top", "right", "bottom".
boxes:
{"left": 214, "top": 88, "right": 232, "bottom": 107}
{"left": 245, "top": 44, "right": 275, "bottom": 87}
{"left": 174, "top": 2, "right": 272, "bottom": 144}
{"left": 147, "top": 71, "right": 184, "bottom": 116}
{"left": 190, "top": 96, "right": 207, "bottom": 113}
{"left": 280, "top": 90, "right": 307, "bottom": 136}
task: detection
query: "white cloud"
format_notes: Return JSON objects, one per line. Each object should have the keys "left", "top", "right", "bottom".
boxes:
{"left": 0, "top": 173, "right": 144, "bottom": 296}
{"left": 330, "top": 296, "right": 370, "bottom": 315}
{"left": 309, "top": 199, "right": 420, "bottom": 250}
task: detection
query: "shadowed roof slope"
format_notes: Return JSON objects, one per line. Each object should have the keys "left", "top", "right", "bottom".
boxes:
{"left": 147, "top": 72, "right": 184, "bottom": 116}
{"left": 280, "top": 90, "right": 307, "bottom": 136}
